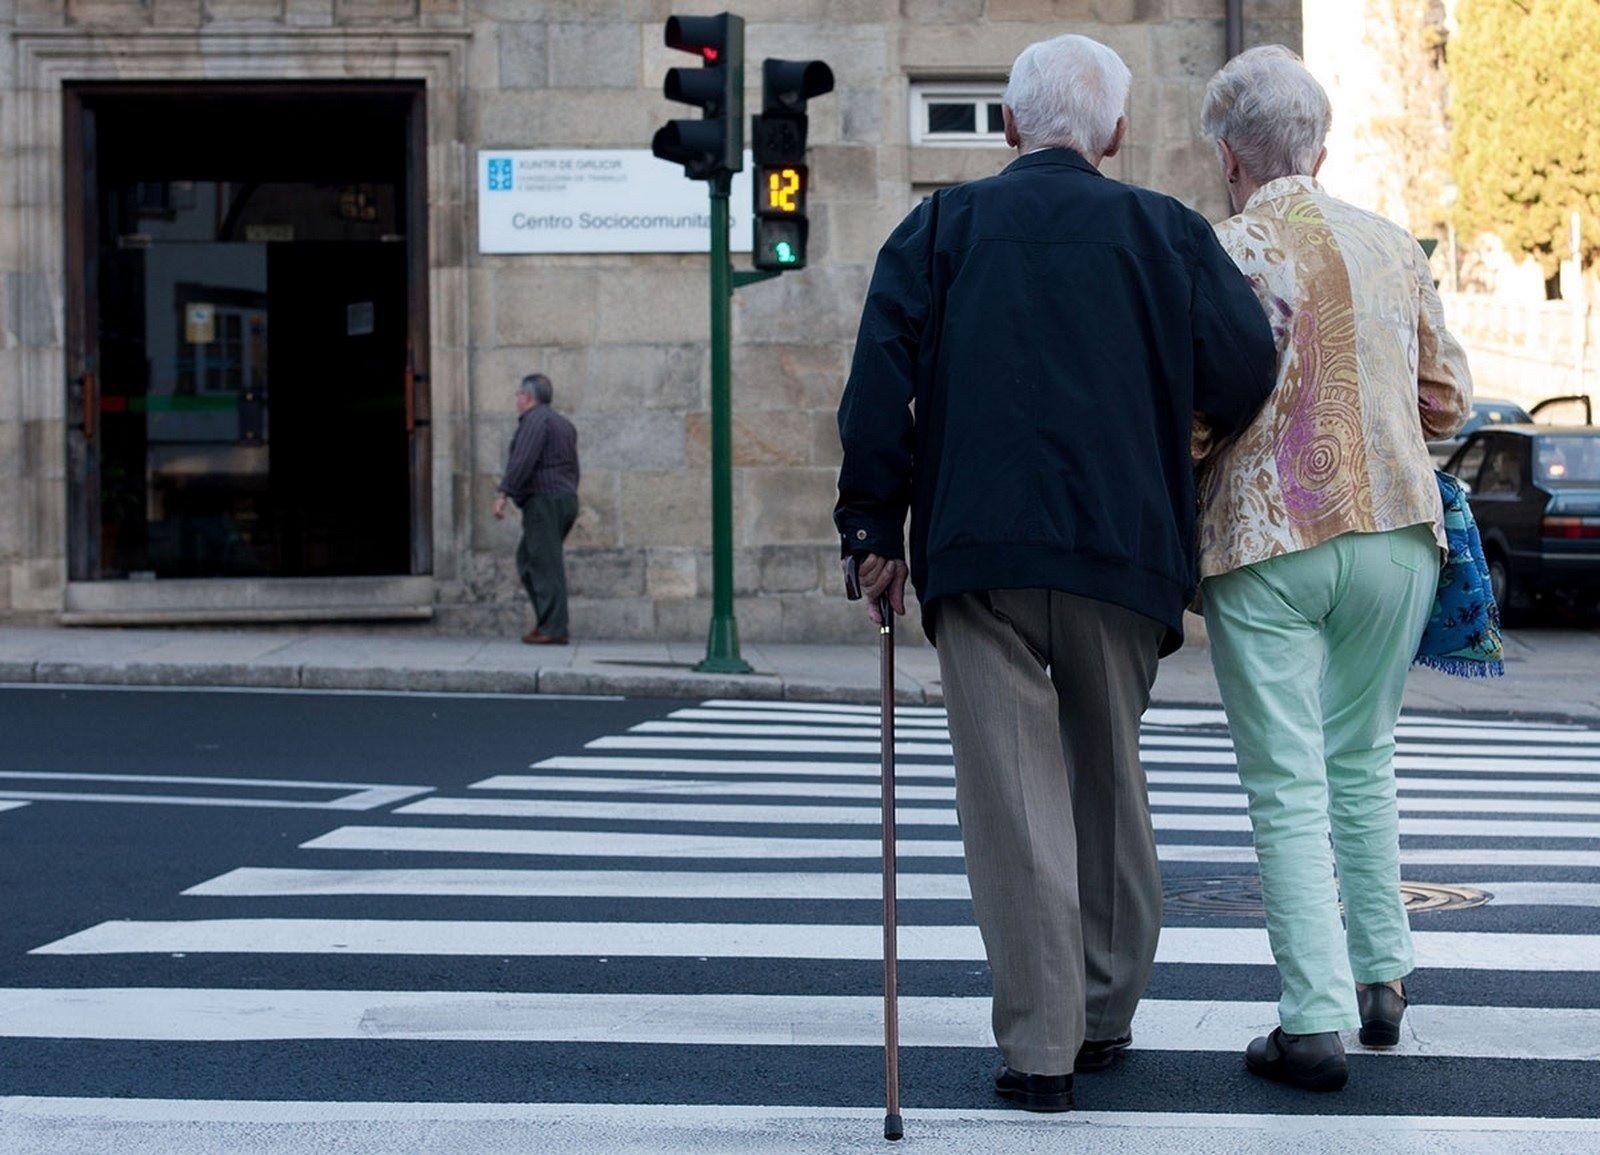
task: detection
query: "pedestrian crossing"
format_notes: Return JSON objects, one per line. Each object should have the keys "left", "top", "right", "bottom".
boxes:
{"left": 6, "top": 696, "right": 1600, "bottom": 1151}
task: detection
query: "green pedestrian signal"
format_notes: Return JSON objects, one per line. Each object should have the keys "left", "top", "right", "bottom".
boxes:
{"left": 776, "top": 241, "right": 797, "bottom": 264}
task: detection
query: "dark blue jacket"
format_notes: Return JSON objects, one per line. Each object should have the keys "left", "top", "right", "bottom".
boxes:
{"left": 834, "top": 148, "right": 1276, "bottom": 653}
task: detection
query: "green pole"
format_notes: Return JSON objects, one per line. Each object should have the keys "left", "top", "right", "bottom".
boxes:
{"left": 697, "top": 172, "right": 752, "bottom": 674}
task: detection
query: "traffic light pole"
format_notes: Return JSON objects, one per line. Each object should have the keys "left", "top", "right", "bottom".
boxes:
{"left": 697, "top": 176, "right": 753, "bottom": 673}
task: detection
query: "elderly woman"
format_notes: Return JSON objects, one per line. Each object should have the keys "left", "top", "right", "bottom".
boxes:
{"left": 1194, "top": 46, "right": 1473, "bottom": 1091}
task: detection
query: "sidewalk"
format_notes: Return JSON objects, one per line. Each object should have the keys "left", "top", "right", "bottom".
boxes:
{"left": 4, "top": 621, "right": 1600, "bottom": 718}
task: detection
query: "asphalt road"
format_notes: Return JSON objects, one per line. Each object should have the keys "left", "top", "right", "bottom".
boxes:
{"left": 1, "top": 685, "right": 1598, "bottom": 1152}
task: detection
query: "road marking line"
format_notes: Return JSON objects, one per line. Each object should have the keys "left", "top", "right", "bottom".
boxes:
{"left": 0, "top": 770, "right": 417, "bottom": 792}
{"left": 30, "top": 921, "right": 1600, "bottom": 971}
{"left": 0, "top": 801, "right": 28, "bottom": 814}
{"left": 1392, "top": 725, "right": 1600, "bottom": 746}
{"left": 471, "top": 776, "right": 962, "bottom": 802}
{"left": 181, "top": 867, "right": 975, "bottom": 900}
{"left": 667, "top": 709, "right": 948, "bottom": 729}
{"left": 9, "top": 1098, "right": 1595, "bottom": 1138}
{"left": 0, "top": 784, "right": 430, "bottom": 812}
{"left": 460, "top": 776, "right": 1600, "bottom": 814}
{"left": 698, "top": 699, "right": 948, "bottom": 717}
{"left": 526, "top": 756, "right": 954, "bottom": 779}
{"left": 589, "top": 735, "right": 957, "bottom": 757}
{"left": 303, "top": 825, "right": 968, "bottom": 859}
{"left": 1145, "top": 750, "right": 1600, "bottom": 775}
{"left": 1469, "top": 882, "right": 1600, "bottom": 907}
{"left": 178, "top": 868, "right": 1600, "bottom": 910}
{"left": 0, "top": 988, "right": 1594, "bottom": 1060}
{"left": 299, "top": 824, "right": 1600, "bottom": 867}
{"left": 593, "top": 734, "right": 1600, "bottom": 772}
{"left": 390, "top": 795, "right": 1600, "bottom": 838}
{"left": 636, "top": 721, "right": 954, "bottom": 739}
{"left": 518, "top": 757, "right": 1600, "bottom": 794}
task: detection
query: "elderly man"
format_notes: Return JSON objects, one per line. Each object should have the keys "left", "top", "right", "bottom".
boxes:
{"left": 493, "top": 373, "right": 580, "bottom": 645}
{"left": 835, "top": 34, "right": 1276, "bottom": 1111}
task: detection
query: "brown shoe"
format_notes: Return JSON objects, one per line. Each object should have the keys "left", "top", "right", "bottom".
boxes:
{"left": 521, "top": 629, "right": 569, "bottom": 645}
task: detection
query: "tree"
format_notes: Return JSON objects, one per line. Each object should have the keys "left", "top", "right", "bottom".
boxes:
{"left": 1450, "top": 0, "right": 1600, "bottom": 282}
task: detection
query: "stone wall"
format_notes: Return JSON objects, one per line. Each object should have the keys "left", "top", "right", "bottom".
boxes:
{"left": 0, "top": 0, "right": 1302, "bottom": 642}
{"left": 1440, "top": 292, "right": 1599, "bottom": 417}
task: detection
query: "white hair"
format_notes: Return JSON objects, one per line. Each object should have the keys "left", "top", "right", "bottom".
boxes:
{"left": 1002, "top": 34, "right": 1131, "bottom": 157}
{"left": 1201, "top": 45, "right": 1331, "bottom": 184}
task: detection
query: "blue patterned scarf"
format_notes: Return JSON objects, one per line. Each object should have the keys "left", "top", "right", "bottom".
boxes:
{"left": 1414, "top": 471, "right": 1505, "bottom": 678}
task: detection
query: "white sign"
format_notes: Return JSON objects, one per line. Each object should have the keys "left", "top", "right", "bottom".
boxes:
{"left": 478, "top": 149, "right": 754, "bottom": 255}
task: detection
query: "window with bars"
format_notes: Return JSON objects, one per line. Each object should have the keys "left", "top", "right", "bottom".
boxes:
{"left": 911, "top": 83, "right": 1009, "bottom": 146}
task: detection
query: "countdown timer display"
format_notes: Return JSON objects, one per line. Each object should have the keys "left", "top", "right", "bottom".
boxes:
{"left": 756, "top": 164, "right": 808, "bottom": 217}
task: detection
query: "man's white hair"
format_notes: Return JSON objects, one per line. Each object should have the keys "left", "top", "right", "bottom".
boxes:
{"left": 1201, "top": 45, "right": 1331, "bottom": 184}
{"left": 1002, "top": 34, "right": 1131, "bottom": 156}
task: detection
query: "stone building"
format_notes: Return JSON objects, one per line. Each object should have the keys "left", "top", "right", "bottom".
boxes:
{"left": 0, "top": 0, "right": 1300, "bottom": 643}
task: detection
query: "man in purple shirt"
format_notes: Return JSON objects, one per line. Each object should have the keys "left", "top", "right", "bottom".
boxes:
{"left": 493, "top": 373, "right": 580, "bottom": 644}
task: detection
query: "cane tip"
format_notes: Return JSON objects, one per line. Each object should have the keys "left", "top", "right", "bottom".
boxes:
{"left": 884, "top": 1113, "right": 904, "bottom": 1140}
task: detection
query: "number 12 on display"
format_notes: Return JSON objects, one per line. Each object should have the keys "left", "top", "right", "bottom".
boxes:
{"left": 758, "top": 165, "right": 807, "bottom": 216}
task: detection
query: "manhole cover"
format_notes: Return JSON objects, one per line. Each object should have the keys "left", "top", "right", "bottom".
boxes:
{"left": 1164, "top": 878, "right": 1491, "bottom": 915}
{"left": 1164, "top": 876, "right": 1267, "bottom": 915}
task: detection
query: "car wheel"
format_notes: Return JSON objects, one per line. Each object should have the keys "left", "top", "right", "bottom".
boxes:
{"left": 1487, "top": 553, "right": 1525, "bottom": 625}
{"left": 1488, "top": 555, "right": 1508, "bottom": 607}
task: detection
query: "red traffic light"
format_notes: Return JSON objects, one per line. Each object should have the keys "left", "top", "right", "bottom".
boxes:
{"left": 665, "top": 14, "right": 736, "bottom": 61}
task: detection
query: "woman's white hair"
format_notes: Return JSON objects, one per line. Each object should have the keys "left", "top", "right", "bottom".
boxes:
{"left": 1201, "top": 45, "right": 1332, "bottom": 184}
{"left": 1003, "top": 34, "right": 1131, "bottom": 157}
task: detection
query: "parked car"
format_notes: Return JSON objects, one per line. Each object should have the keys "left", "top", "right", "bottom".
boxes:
{"left": 1443, "top": 426, "right": 1600, "bottom": 616}
{"left": 1427, "top": 395, "right": 1593, "bottom": 466}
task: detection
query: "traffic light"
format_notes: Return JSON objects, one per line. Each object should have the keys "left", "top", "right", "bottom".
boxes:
{"left": 751, "top": 58, "right": 834, "bottom": 271}
{"left": 652, "top": 14, "right": 744, "bottom": 181}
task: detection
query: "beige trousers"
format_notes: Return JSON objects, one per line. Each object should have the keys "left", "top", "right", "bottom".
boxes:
{"left": 936, "top": 589, "right": 1165, "bottom": 1076}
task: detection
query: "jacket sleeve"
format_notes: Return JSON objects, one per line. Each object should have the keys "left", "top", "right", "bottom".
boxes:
{"left": 1188, "top": 217, "right": 1278, "bottom": 441}
{"left": 833, "top": 199, "right": 934, "bottom": 560}
{"left": 1412, "top": 242, "right": 1473, "bottom": 440}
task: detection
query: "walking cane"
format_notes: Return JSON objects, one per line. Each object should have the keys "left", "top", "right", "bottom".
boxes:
{"left": 844, "top": 556, "right": 904, "bottom": 1142}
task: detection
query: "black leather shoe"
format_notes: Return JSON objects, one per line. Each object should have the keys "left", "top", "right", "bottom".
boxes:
{"left": 1244, "top": 1028, "right": 1348, "bottom": 1092}
{"left": 1075, "top": 1035, "right": 1132, "bottom": 1072}
{"left": 994, "top": 1065, "right": 1074, "bottom": 1112}
{"left": 1357, "top": 982, "right": 1408, "bottom": 1048}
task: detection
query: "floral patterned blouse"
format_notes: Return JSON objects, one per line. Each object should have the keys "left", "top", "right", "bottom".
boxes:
{"left": 1194, "top": 175, "right": 1474, "bottom": 580}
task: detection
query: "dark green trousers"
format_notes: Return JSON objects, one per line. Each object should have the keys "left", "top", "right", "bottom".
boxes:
{"left": 516, "top": 492, "right": 579, "bottom": 639}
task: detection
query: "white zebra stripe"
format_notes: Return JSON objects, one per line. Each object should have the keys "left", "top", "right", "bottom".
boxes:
{"left": 482, "top": 769, "right": 1600, "bottom": 800}
{"left": 463, "top": 776, "right": 1600, "bottom": 816}
{"left": 299, "top": 824, "right": 1600, "bottom": 868}
{"left": 1, "top": 988, "right": 1594, "bottom": 1061}
{"left": 391, "top": 796, "right": 1600, "bottom": 839}
{"left": 30, "top": 921, "right": 1600, "bottom": 971}
{"left": 182, "top": 867, "right": 975, "bottom": 901}
{"left": 178, "top": 868, "right": 1600, "bottom": 909}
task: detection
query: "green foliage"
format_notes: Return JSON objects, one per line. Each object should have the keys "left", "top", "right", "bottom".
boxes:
{"left": 1450, "top": 0, "right": 1600, "bottom": 276}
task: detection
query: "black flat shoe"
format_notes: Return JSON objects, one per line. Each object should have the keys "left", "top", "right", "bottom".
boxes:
{"left": 1075, "top": 1035, "right": 1132, "bottom": 1072}
{"left": 994, "top": 1065, "right": 1074, "bottom": 1112}
{"left": 1357, "top": 982, "right": 1408, "bottom": 1048}
{"left": 1244, "top": 1028, "right": 1348, "bottom": 1092}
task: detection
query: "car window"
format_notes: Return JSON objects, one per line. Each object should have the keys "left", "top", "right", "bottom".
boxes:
{"left": 1449, "top": 438, "right": 1488, "bottom": 488}
{"left": 1537, "top": 436, "right": 1600, "bottom": 484}
{"left": 1478, "top": 439, "right": 1526, "bottom": 496}
{"left": 1462, "top": 403, "right": 1533, "bottom": 436}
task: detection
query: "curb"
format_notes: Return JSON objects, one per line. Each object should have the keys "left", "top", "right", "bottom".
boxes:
{"left": 3, "top": 659, "right": 941, "bottom": 707}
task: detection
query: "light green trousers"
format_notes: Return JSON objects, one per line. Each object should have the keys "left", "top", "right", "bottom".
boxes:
{"left": 1202, "top": 524, "right": 1439, "bottom": 1034}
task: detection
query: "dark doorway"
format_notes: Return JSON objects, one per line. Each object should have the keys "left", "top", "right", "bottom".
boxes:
{"left": 65, "top": 83, "right": 431, "bottom": 581}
